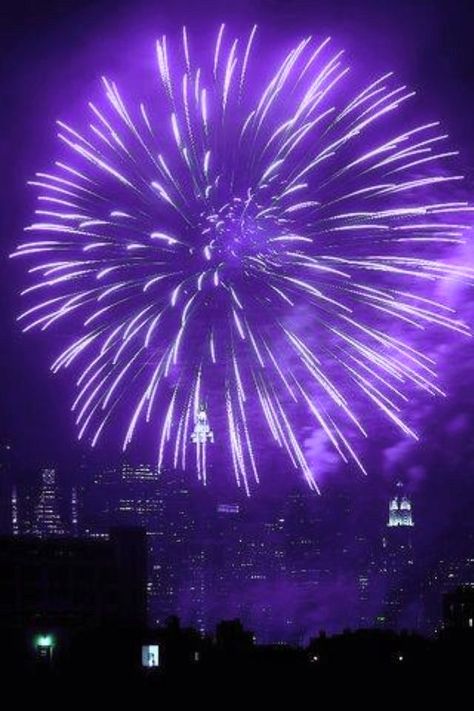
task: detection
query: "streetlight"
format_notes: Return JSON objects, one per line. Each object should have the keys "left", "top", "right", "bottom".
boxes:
{"left": 34, "top": 633, "right": 55, "bottom": 663}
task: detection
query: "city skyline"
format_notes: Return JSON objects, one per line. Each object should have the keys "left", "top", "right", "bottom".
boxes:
{"left": 2, "top": 453, "right": 473, "bottom": 643}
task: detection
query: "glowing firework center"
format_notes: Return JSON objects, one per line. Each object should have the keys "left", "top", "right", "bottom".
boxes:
{"left": 14, "top": 26, "right": 473, "bottom": 493}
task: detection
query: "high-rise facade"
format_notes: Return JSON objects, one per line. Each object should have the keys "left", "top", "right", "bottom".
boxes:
{"left": 149, "top": 470, "right": 198, "bottom": 627}
{"left": 0, "top": 441, "right": 13, "bottom": 535}
{"left": 31, "top": 468, "right": 66, "bottom": 538}
{"left": 79, "top": 462, "right": 204, "bottom": 629}
{"left": 4, "top": 466, "right": 75, "bottom": 538}
{"left": 381, "top": 482, "right": 416, "bottom": 628}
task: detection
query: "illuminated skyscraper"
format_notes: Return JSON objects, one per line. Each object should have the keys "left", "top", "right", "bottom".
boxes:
{"left": 381, "top": 482, "right": 417, "bottom": 628}
{"left": 71, "top": 486, "right": 79, "bottom": 536}
{"left": 153, "top": 470, "right": 199, "bottom": 626}
{"left": 32, "top": 468, "right": 66, "bottom": 538}
{"left": 11, "top": 486, "right": 19, "bottom": 536}
{"left": 388, "top": 483, "right": 414, "bottom": 528}
{"left": 80, "top": 461, "right": 164, "bottom": 617}
{"left": 117, "top": 463, "right": 165, "bottom": 625}
{"left": 79, "top": 462, "right": 203, "bottom": 629}
{"left": 212, "top": 503, "right": 245, "bottom": 621}
{"left": 0, "top": 440, "right": 13, "bottom": 534}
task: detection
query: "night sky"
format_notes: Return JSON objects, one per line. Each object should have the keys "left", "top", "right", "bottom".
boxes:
{"left": 1, "top": 0, "right": 474, "bottom": 550}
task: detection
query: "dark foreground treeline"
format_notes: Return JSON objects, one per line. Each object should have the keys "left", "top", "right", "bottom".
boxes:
{"left": 1, "top": 618, "right": 473, "bottom": 692}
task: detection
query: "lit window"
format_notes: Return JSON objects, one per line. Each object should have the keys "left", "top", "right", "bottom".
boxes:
{"left": 142, "top": 645, "right": 160, "bottom": 668}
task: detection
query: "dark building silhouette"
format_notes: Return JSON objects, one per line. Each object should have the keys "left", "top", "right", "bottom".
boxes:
{"left": 443, "top": 587, "right": 474, "bottom": 631}
{"left": 80, "top": 464, "right": 204, "bottom": 629}
{"left": 0, "top": 527, "right": 147, "bottom": 630}
{"left": 422, "top": 524, "right": 474, "bottom": 634}
{"left": 216, "top": 619, "right": 255, "bottom": 654}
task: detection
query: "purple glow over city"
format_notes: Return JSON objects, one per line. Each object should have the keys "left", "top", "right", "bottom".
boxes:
{"left": 2, "top": 1, "right": 474, "bottom": 683}
{"left": 12, "top": 25, "right": 474, "bottom": 493}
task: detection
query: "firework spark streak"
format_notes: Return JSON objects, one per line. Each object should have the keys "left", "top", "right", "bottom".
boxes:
{"left": 13, "top": 26, "right": 473, "bottom": 493}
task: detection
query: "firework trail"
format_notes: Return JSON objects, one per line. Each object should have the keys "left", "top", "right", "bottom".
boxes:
{"left": 13, "top": 26, "right": 473, "bottom": 494}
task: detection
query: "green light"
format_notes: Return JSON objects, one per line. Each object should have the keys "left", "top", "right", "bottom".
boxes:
{"left": 35, "top": 634, "right": 55, "bottom": 648}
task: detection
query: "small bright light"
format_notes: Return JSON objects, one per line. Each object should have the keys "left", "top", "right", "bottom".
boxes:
{"left": 35, "top": 634, "right": 54, "bottom": 648}
{"left": 398, "top": 655, "right": 404, "bottom": 662}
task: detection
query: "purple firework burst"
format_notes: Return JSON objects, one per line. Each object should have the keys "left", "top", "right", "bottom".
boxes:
{"left": 13, "top": 26, "right": 473, "bottom": 494}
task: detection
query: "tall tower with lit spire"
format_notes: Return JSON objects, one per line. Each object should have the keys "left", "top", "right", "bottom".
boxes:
{"left": 388, "top": 482, "right": 414, "bottom": 528}
{"left": 381, "top": 482, "right": 417, "bottom": 628}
